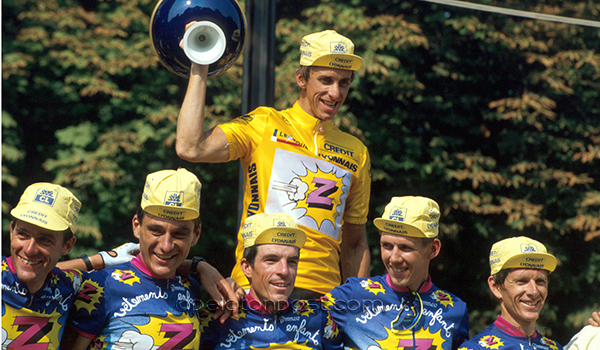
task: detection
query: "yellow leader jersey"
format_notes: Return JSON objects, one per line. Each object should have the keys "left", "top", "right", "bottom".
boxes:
{"left": 219, "top": 102, "right": 371, "bottom": 294}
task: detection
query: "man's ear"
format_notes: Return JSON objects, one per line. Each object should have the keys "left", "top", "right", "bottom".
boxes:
{"left": 488, "top": 275, "right": 503, "bottom": 300}
{"left": 240, "top": 258, "right": 252, "bottom": 282}
{"left": 191, "top": 224, "right": 201, "bottom": 246}
{"left": 9, "top": 221, "right": 16, "bottom": 240}
{"left": 296, "top": 70, "right": 306, "bottom": 89}
{"left": 132, "top": 215, "right": 141, "bottom": 239}
{"left": 428, "top": 238, "right": 442, "bottom": 260}
{"left": 61, "top": 236, "right": 77, "bottom": 256}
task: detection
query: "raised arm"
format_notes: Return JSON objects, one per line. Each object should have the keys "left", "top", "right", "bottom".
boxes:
{"left": 340, "top": 222, "right": 370, "bottom": 280}
{"left": 176, "top": 59, "right": 230, "bottom": 162}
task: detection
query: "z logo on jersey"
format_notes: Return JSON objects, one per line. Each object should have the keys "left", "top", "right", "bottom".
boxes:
{"left": 478, "top": 335, "right": 504, "bottom": 349}
{"left": 4, "top": 315, "right": 56, "bottom": 349}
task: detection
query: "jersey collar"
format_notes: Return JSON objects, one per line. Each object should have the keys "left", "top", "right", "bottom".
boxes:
{"left": 494, "top": 315, "right": 540, "bottom": 338}
{"left": 131, "top": 254, "right": 175, "bottom": 280}
{"left": 385, "top": 273, "right": 433, "bottom": 293}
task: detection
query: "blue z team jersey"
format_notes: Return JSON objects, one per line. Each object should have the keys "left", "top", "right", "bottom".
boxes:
{"left": 68, "top": 255, "right": 202, "bottom": 350}
{"left": 2, "top": 256, "right": 86, "bottom": 350}
{"left": 322, "top": 274, "right": 469, "bottom": 350}
{"left": 459, "top": 317, "right": 563, "bottom": 350}
{"left": 199, "top": 295, "right": 343, "bottom": 349}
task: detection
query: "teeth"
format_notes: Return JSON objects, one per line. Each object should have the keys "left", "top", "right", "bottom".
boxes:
{"left": 524, "top": 301, "right": 538, "bottom": 306}
{"left": 21, "top": 257, "right": 40, "bottom": 266}
{"left": 155, "top": 253, "right": 175, "bottom": 260}
{"left": 323, "top": 101, "right": 336, "bottom": 107}
{"left": 391, "top": 267, "right": 407, "bottom": 273}
{"left": 273, "top": 283, "right": 287, "bottom": 287}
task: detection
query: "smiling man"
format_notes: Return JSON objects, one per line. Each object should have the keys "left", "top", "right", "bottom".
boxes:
{"left": 199, "top": 212, "right": 342, "bottom": 349}
{"left": 62, "top": 168, "right": 206, "bottom": 350}
{"left": 176, "top": 29, "right": 371, "bottom": 299}
{"left": 459, "top": 236, "right": 563, "bottom": 350}
{"left": 321, "top": 196, "right": 469, "bottom": 350}
{"left": 2, "top": 183, "right": 84, "bottom": 349}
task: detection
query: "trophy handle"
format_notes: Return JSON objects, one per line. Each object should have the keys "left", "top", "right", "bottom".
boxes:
{"left": 150, "top": 0, "right": 246, "bottom": 78}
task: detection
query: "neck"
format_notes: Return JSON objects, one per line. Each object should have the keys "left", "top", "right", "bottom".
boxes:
{"left": 247, "top": 291, "right": 289, "bottom": 313}
{"left": 499, "top": 312, "right": 537, "bottom": 337}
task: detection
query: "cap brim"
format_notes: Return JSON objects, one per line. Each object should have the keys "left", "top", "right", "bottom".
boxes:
{"left": 501, "top": 253, "right": 557, "bottom": 273}
{"left": 143, "top": 206, "right": 199, "bottom": 221}
{"left": 253, "top": 227, "right": 307, "bottom": 249}
{"left": 308, "top": 54, "right": 363, "bottom": 71}
{"left": 374, "top": 218, "right": 433, "bottom": 238}
{"left": 11, "top": 205, "right": 70, "bottom": 232}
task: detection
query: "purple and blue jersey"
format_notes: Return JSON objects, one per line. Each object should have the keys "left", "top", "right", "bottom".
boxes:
{"left": 2, "top": 256, "right": 86, "bottom": 349}
{"left": 459, "top": 316, "right": 563, "bottom": 350}
{"left": 199, "top": 294, "right": 343, "bottom": 349}
{"left": 322, "top": 274, "right": 469, "bottom": 350}
{"left": 68, "top": 255, "right": 202, "bottom": 350}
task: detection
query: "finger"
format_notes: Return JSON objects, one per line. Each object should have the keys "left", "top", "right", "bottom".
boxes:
{"left": 217, "top": 281, "right": 240, "bottom": 320}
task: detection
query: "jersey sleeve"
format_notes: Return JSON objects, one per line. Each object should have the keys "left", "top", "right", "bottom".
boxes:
{"left": 458, "top": 337, "right": 483, "bottom": 350}
{"left": 319, "top": 279, "right": 355, "bottom": 331}
{"left": 218, "top": 107, "right": 271, "bottom": 162}
{"left": 343, "top": 146, "right": 371, "bottom": 225}
{"left": 67, "top": 269, "right": 110, "bottom": 336}
{"left": 321, "top": 309, "right": 344, "bottom": 350}
{"left": 454, "top": 306, "right": 470, "bottom": 349}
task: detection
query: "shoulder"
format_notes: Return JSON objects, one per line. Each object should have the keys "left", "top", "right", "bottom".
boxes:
{"left": 324, "top": 124, "right": 368, "bottom": 150}
{"left": 429, "top": 284, "right": 468, "bottom": 308}
{"left": 240, "top": 106, "right": 281, "bottom": 122}
{"left": 565, "top": 325, "right": 599, "bottom": 350}
{"left": 458, "top": 337, "right": 484, "bottom": 350}
{"left": 459, "top": 327, "right": 497, "bottom": 350}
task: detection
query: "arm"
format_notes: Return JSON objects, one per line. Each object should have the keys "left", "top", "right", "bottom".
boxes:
{"left": 177, "top": 259, "right": 243, "bottom": 322}
{"left": 340, "top": 223, "right": 370, "bottom": 280}
{"left": 60, "top": 326, "right": 93, "bottom": 350}
{"left": 57, "top": 242, "right": 139, "bottom": 271}
{"left": 176, "top": 59, "right": 230, "bottom": 162}
{"left": 57, "top": 254, "right": 103, "bottom": 271}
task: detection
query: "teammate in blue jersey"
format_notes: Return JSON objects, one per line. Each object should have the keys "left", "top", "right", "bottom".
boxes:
{"left": 321, "top": 196, "right": 469, "bottom": 350}
{"left": 2, "top": 183, "right": 84, "bottom": 349}
{"left": 63, "top": 168, "right": 214, "bottom": 350}
{"left": 458, "top": 236, "right": 563, "bottom": 350}
{"left": 199, "top": 212, "right": 343, "bottom": 349}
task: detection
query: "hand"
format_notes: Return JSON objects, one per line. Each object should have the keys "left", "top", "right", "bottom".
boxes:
{"left": 589, "top": 311, "right": 600, "bottom": 327}
{"left": 197, "top": 261, "right": 243, "bottom": 323}
{"left": 179, "top": 21, "right": 198, "bottom": 50}
{"left": 226, "top": 277, "right": 246, "bottom": 302}
{"left": 99, "top": 242, "right": 139, "bottom": 268}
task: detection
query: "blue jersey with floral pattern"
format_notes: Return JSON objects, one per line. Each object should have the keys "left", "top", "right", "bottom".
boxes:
{"left": 459, "top": 316, "right": 563, "bottom": 350}
{"left": 67, "top": 255, "right": 202, "bottom": 350}
{"left": 321, "top": 274, "right": 469, "bottom": 350}
{"left": 199, "top": 294, "right": 343, "bottom": 349}
{"left": 2, "top": 256, "right": 86, "bottom": 349}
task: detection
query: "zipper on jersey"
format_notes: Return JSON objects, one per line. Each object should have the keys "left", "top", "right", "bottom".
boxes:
{"left": 313, "top": 121, "right": 321, "bottom": 156}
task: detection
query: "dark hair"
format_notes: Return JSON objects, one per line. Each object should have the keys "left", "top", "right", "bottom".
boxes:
{"left": 242, "top": 246, "right": 259, "bottom": 266}
{"left": 296, "top": 65, "right": 355, "bottom": 82}
{"left": 491, "top": 269, "right": 512, "bottom": 286}
{"left": 135, "top": 207, "right": 201, "bottom": 231}
{"left": 12, "top": 219, "right": 74, "bottom": 245}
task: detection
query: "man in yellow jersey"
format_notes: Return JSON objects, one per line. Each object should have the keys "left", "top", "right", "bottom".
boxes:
{"left": 176, "top": 29, "right": 371, "bottom": 299}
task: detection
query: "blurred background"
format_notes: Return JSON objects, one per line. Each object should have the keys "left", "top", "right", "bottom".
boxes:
{"left": 2, "top": 0, "right": 599, "bottom": 344}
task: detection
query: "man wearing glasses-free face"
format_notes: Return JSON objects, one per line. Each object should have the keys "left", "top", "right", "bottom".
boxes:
{"left": 321, "top": 196, "right": 469, "bottom": 350}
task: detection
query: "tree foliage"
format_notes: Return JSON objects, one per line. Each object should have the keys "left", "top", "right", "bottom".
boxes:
{"left": 3, "top": 0, "right": 599, "bottom": 343}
